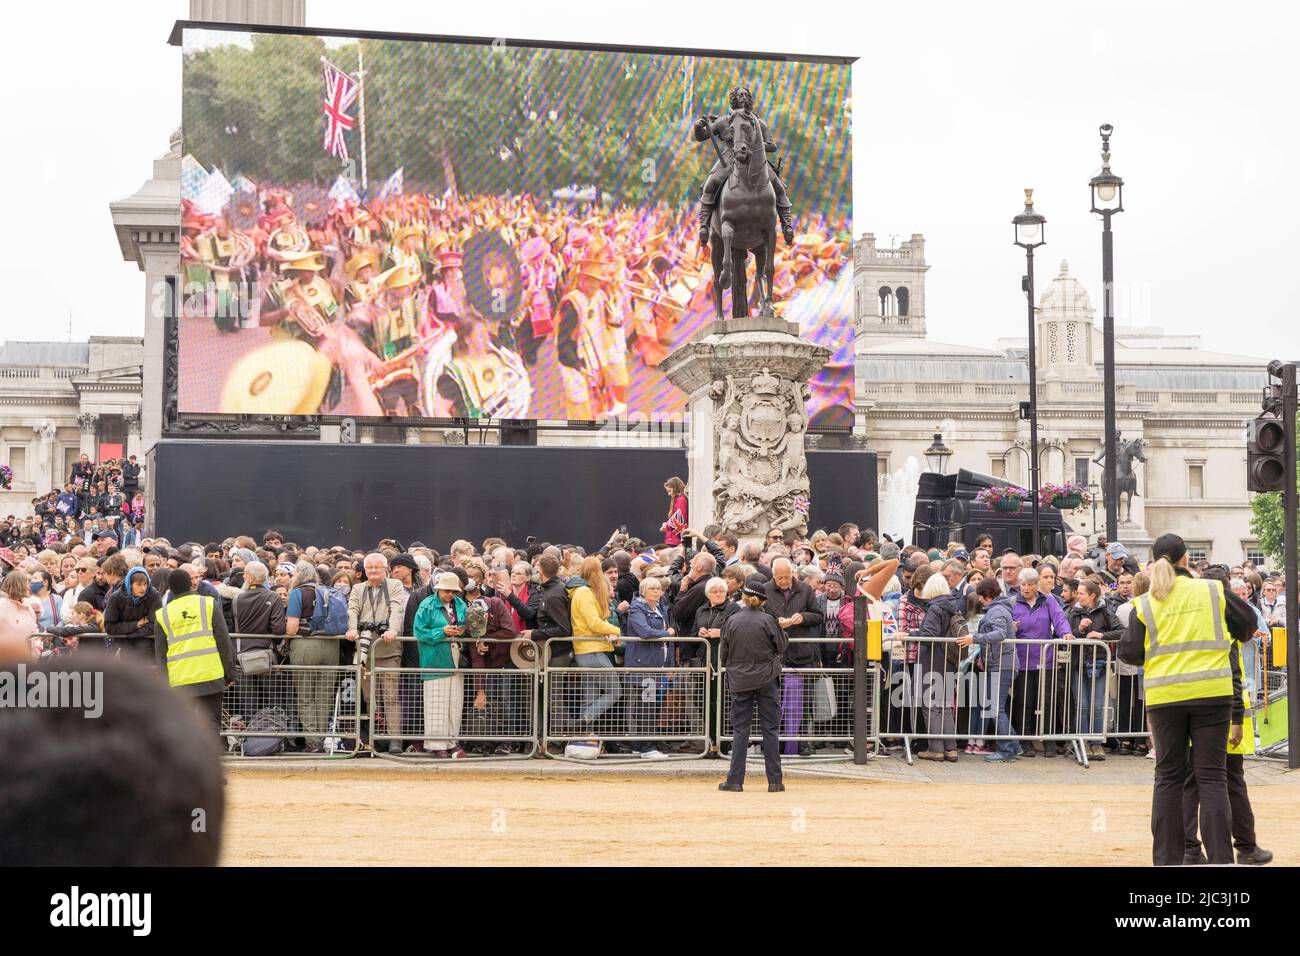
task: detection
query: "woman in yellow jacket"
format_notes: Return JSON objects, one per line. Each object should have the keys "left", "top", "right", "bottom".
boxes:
{"left": 571, "top": 555, "right": 623, "bottom": 731}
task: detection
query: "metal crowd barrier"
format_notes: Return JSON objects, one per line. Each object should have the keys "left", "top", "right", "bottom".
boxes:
{"left": 34, "top": 631, "right": 155, "bottom": 660}
{"left": 542, "top": 636, "right": 710, "bottom": 760}
{"left": 223, "top": 635, "right": 362, "bottom": 759}
{"left": 1252, "top": 629, "right": 1288, "bottom": 758}
{"left": 876, "top": 636, "right": 1114, "bottom": 766}
{"left": 717, "top": 639, "right": 872, "bottom": 760}
{"left": 370, "top": 636, "right": 539, "bottom": 760}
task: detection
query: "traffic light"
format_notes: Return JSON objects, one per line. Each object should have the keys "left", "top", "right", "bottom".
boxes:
{"left": 1247, "top": 414, "right": 1286, "bottom": 492}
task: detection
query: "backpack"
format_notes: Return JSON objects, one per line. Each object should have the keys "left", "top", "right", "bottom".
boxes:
{"left": 309, "top": 585, "right": 349, "bottom": 636}
{"left": 945, "top": 606, "right": 968, "bottom": 666}
{"left": 465, "top": 598, "right": 489, "bottom": 640}
{"left": 242, "top": 706, "right": 288, "bottom": 757}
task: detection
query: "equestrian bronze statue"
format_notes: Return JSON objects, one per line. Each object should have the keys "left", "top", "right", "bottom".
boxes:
{"left": 694, "top": 86, "right": 795, "bottom": 320}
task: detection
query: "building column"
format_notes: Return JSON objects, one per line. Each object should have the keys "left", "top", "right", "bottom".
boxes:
{"left": 124, "top": 412, "right": 143, "bottom": 460}
{"left": 77, "top": 413, "right": 99, "bottom": 457}
{"left": 32, "top": 423, "right": 57, "bottom": 495}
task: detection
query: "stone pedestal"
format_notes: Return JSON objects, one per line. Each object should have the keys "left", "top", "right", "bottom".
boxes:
{"left": 659, "top": 316, "right": 831, "bottom": 541}
{"left": 1119, "top": 530, "right": 1154, "bottom": 564}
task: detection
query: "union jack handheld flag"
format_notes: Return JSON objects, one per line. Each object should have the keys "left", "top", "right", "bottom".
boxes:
{"left": 793, "top": 495, "right": 810, "bottom": 517}
{"left": 322, "top": 59, "right": 361, "bottom": 160}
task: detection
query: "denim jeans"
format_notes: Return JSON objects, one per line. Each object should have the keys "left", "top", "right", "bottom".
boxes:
{"left": 576, "top": 652, "right": 621, "bottom": 724}
{"left": 989, "top": 667, "right": 1022, "bottom": 757}
{"left": 1074, "top": 659, "right": 1107, "bottom": 737}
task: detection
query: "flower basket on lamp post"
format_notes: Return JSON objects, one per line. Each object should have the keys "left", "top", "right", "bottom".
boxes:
{"left": 976, "top": 484, "right": 1027, "bottom": 513}
{"left": 1039, "top": 481, "right": 1092, "bottom": 512}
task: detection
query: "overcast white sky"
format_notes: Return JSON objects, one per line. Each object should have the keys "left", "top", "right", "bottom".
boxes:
{"left": 2, "top": 0, "right": 1295, "bottom": 362}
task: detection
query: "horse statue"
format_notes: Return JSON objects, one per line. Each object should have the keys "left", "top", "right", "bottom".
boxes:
{"left": 694, "top": 87, "right": 793, "bottom": 320}
{"left": 1095, "top": 434, "right": 1148, "bottom": 522}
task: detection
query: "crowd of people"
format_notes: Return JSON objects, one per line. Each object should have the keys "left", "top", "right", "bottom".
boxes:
{"left": 181, "top": 186, "right": 850, "bottom": 421}
{"left": 2, "top": 453, "right": 145, "bottom": 557}
{"left": 0, "top": 479, "right": 1283, "bottom": 768}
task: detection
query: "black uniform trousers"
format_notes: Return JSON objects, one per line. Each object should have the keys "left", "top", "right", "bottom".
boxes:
{"left": 1147, "top": 702, "right": 1232, "bottom": 865}
{"left": 191, "top": 691, "right": 225, "bottom": 735}
{"left": 726, "top": 679, "right": 783, "bottom": 786}
{"left": 1184, "top": 750, "right": 1257, "bottom": 856}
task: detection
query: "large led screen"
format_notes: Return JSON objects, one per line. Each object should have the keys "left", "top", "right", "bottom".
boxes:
{"left": 179, "top": 26, "right": 853, "bottom": 425}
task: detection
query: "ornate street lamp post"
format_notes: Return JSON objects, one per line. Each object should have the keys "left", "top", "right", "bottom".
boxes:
{"left": 1090, "top": 124, "right": 1124, "bottom": 541}
{"left": 1013, "top": 190, "right": 1047, "bottom": 552}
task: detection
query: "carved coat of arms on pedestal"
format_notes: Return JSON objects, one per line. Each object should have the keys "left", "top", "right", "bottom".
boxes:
{"left": 711, "top": 366, "right": 811, "bottom": 538}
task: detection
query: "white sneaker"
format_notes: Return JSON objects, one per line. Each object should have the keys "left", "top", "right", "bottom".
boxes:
{"left": 640, "top": 748, "right": 667, "bottom": 760}
{"left": 1146, "top": 749, "right": 1156, "bottom": 759}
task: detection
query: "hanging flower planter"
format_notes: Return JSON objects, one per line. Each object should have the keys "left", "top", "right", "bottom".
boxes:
{"left": 976, "top": 484, "right": 1027, "bottom": 513}
{"left": 1038, "top": 481, "right": 1092, "bottom": 512}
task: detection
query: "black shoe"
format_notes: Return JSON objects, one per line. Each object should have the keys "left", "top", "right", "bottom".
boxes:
{"left": 718, "top": 781, "right": 743, "bottom": 792}
{"left": 1183, "top": 850, "right": 1207, "bottom": 865}
{"left": 798, "top": 744, "right": 815, "bottom": 757}
{"left": 1237, "top": 847, "right": 1273, "bottom": 866}
{"left": 768, "top": 782, "right": 785, "bottom": 792}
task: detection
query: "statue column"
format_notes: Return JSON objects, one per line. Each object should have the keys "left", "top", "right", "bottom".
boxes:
{"left": 77, "top": 413, "right": 99, "bottom": 457}
{"left": 660, "top": 316, "right": 830, "bottom": 544}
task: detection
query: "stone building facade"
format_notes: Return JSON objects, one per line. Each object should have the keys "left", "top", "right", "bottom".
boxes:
{"left": 0, "top": 338, "right": 144, "bottom": 515}
{"left": 854, "top": 233, "right": 1269, "bottom": 565}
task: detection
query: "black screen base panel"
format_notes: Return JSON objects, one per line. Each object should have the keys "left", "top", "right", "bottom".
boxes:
{"left": 149, "top": 440, "right": 877, "bottom": 551}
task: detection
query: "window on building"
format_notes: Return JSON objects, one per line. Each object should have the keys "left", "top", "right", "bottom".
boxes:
{"left": 1188, "top": 463, "right": 1205, "bottom": 499}
{"left": 7, "top": 447, "right": 25, "bottom": 482}
{"left": 1244, "top": 545, "right": 1268, "bottom": 567}
{"left": 1186, "top": 545, "right": 1210, "bottom": 563}
{"left": 1074, "top": 457, "right": 1090, "bottom": 487}
{"left": 990, "top": 457, "right": 1007, "bottom": 479}
{"left": 63, "top": 446, "right": 79, "bottom": 479}
{"left": 878, "top": 286, "right": 893, "bottom": 317}
{"left": 896, "top": 286, "right": 909, "bottom": 317}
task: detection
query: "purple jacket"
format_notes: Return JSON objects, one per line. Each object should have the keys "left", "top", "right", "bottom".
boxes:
{"left": 1011, "top": 590, "right": 1073, "bottom": 671}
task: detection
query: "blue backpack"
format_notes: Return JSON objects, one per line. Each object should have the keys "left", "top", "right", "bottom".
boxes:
{"left": 308, "top": 585, "right": 349, "bottom": 636}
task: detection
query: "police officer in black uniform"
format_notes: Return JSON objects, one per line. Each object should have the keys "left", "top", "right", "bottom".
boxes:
{"left": 719, "top": 582, "right": 788, "bottom": 792}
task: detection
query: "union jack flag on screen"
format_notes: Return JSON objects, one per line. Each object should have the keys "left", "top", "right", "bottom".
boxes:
{"left": 322, "top": 60, "right": 361, "bottom": 160}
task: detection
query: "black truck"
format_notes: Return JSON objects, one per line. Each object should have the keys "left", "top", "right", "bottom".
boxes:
{"left": 912, "top": 468, "right": 1068, "bottom": 555}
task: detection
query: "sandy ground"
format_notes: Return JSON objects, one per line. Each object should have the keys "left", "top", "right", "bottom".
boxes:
{"left": 220, "top": 765, "right": 1300, "bottom": 866}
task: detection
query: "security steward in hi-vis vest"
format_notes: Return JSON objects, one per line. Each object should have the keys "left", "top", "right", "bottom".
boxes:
{"left": 153, "top": 568, "right": 236, "bottom": 734}
{"left": 1179, "top": 567, "right": 1273, "bottom": 865}
{"left": 1119, "top": 533, "right": 1259, "bottom": 866}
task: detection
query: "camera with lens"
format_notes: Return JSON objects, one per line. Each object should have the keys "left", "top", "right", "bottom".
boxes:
{"left": 357, "top": 628, "right": 374, "bottom": 662}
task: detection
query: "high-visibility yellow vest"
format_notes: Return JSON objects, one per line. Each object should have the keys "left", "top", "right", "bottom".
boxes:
{"left": 1228, "top": 689, "right": 1256, "bottom": 756}
{"left": 1133, "top": 576, "right": 1233, "bottom": 707}
{"left": 155, "top": 594, "right": 224, "bottom": 688}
